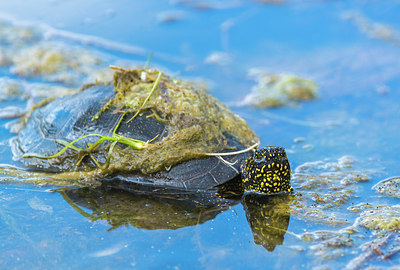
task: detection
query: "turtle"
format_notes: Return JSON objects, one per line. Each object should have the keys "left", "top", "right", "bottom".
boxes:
{"left": 10, "top": 67, "right": 293, "bottom": 194}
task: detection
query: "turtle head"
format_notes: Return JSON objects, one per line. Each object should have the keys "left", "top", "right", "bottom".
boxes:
{"left": 241, "top": 146, "right": 293, "bottom": 194}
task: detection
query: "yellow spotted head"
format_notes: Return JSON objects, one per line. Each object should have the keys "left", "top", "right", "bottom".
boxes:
{"left": 240, "top": 146, "right": 293, "bottom": 194}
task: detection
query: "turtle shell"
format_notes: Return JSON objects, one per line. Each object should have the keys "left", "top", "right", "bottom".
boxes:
{"left": 11, "top": 83, "right": 254, "bottom": 190}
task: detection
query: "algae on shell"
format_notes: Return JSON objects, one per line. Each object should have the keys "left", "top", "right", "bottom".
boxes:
{"left": 18, "top": 68, "right": 260, "bottom": 177}
{"left": 96, "top": 68, "right": 260, "bottom": 174}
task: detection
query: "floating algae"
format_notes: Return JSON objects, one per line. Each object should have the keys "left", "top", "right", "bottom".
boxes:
{"left": 342, "top": 11, "right": 400, "bottom": 46}
{"left": 241, "top": 69, "right": 318, "bottom": 108}
{"left": 290, "top": 199, "right": 349, "bottom": 226}
{"left": 372, "top": 176, "right": 400, "bottom": 199}
{"left": 291, "top": 156, "right": 400, "bottom": 267}
{"left": 0, "top": 78, "right": 25, "bottom": 101}
{"left": 301, "top": 230, "right": 354, "bottom": 262}
{"left": 0, "top": 21, "right": 40, "bottom": 47}
{"left": 11, "top": 43, "right": 103, "bottom": 85}
{"left": 0, "top": 21, "right": 117, "bottom": 87}
{"left": 354, "top": 205, "right": 400, "bottom": 231}
{"left": 0, "top": 77, "right": 77, "bottom": 102}
{"left": 289, "top": 156, "right": 372, "bottom": 226}
{"left": 347, "top": 202, "right": 373, "bottom": 213}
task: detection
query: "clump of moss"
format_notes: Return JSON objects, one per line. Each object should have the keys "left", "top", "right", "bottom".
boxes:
{"left": 301, "top": 230, "right": 353, "bottom": 262}
{"left": 0, "top": 78, "right": 25, "bottom": 101}
{"left": 242, "top": 69, "right": 318, "bottom": 108}
{"left": 0, "top": 21, "right": 40, "bottom": 47}
{"left": 103, "top": 68, "right": 259, "bottom": 174}
{"left": 347, "top": 202, "right": 373, "bottom": 213}
{"left": 372, "top": 176, "right": 400, "bottom": 199}
{"left": 0, "top": 21, "right": 115, "bottom": 87}
{"left": 354, "top": 205, "right": 400, "bottom": 231}
{"left": 312, "top": 190, "right": 355, "bottom": 209}
{"left": 11, "top": 43, "right": 103, "bottom": 85}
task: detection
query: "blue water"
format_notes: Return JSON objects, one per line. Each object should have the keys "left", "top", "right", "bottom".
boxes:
{"left": 1, "top": 1, "right": 400, "bottom": 269}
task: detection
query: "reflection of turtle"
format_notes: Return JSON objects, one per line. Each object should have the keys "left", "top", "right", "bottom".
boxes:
{"left": 58, "top": 182, "right": 292, "bottom": 251}
{"left": 59, "top": 185, "right": 240, "bottom": 230}
{"left": 11, "top": 67, "right": 293, "bottom": 194}
{"left": 242, "top": 194, "right": 292, "bottom": 251}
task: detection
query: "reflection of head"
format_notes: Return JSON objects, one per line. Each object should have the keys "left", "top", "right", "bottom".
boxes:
{"left": 242, "top": 194, "right": 292, "bottom": 252}
{"left": 58, "top": 185, "right": 239, "bottom": 230}
{"left": 241, "top": 147, "right": 293, "bottom": 194}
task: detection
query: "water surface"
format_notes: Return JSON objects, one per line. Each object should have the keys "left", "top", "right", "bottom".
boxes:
{"left": 1, "top": 1, "right": 400, "bottom": 269}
